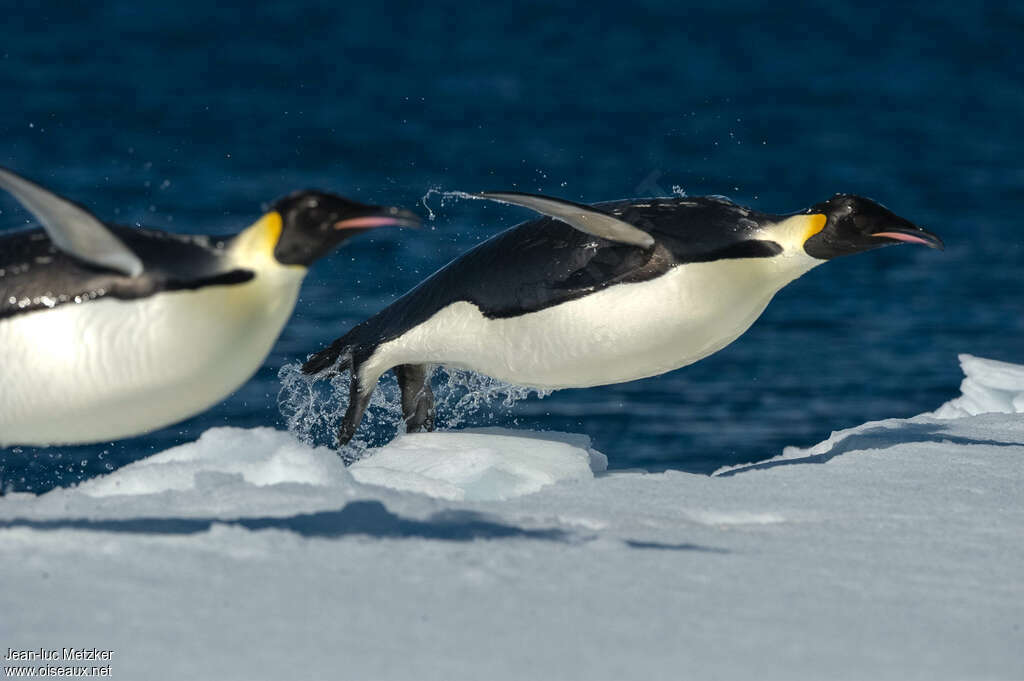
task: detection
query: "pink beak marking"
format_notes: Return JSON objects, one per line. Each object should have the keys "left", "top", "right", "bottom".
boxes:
{"left": 334, "top": 216, "right": 405, "bottom": 230}
{"left": 871, "top": 231, "right": 934, "bottom": 246}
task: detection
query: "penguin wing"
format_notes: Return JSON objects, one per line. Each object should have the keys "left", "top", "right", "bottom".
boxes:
{"left": 476, "top": 191, "right": 656, "bottom": 248}
{"left": 0, "top": 225, "right": 252, "bottom": 321}
{"left": 0, "top": 167, "right": 144, "bottom": 277}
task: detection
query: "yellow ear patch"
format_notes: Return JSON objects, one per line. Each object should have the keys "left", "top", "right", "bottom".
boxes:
{"left": 803, "top": 214, "right": 827, "bottom": 243}
{"left": 232, "top": 211, "right": 284, "bottom": 262}
{"left": 251, "top": 211, "right": 284, "bottom": 251}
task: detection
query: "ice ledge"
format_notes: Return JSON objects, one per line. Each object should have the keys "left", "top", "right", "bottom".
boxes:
{"left": 932, "top": 353, "right": 1024, "bottom": 418}
{"left": 715, "top": 353, "right": 1024, "bottom": 476}
{"left": 711, "top": 411, "right": 1024, "bottom": 476}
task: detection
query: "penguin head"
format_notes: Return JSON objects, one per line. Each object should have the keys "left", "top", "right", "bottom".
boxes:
{"left": 802, "top": 194, "right": 943, "bottom": 260}
{"left": 270, "top": 190, "right": 421, "bottom": 267}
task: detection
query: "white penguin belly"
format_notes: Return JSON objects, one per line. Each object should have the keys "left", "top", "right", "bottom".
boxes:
{"left": 0, "top": 273, "right": 303, "bottom": 446}
{"left": 364, "top": 257, "right": 812, "bottom": 390}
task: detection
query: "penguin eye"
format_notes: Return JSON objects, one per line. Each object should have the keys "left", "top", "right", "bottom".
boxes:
{"left": 853, "top": 214, "right": 874, "bottom": 231}
{"left": 306, "top": 207, "right": 328, "bottom": 225}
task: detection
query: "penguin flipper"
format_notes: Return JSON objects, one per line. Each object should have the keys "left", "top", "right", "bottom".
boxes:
{"left": 477, "top": 191, "right": 655, "bottom": 248}
{"left": 0, "top": 167, "right": 144, "bottom": 277}
{"left": 395, "top": 364, "right": 435, "bottom": 434}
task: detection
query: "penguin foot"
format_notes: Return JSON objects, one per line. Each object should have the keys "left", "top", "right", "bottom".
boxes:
{"left": 338, "top": 372, "right": 373, "bottom": 447}
{"left": 395, "top": 364, "right": 435, "bottom": 434}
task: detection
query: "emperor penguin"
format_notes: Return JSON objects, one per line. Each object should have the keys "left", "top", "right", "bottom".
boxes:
{"left": 301, "top": 190, "right": 943, "bottom": 445}
{"left": 0, "top": 166, "right": 420, "bottom": 446}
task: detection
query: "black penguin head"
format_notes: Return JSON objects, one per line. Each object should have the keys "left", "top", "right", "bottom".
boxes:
{"left": 271, "top": 190, "right": 421, "bottom": 267}
{"left": 803, "top": 194, "right": 943, "bottom": 260}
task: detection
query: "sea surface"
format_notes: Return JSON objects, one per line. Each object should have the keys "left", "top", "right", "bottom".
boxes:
{"left": 0, "top": 1, "right": 1021, "bottom": 492}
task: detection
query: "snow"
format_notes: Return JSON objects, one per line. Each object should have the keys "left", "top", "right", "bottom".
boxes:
{"left": 349, "top": 429, "right": 607, "bottom": 501}
{"left": 78, "top": 427, "right": 350, "bottom": 497}
{"left": 932, "top": 353, "right": 1024, "bottom": 418}
{"left": 2, "top": 355, "right": 1023, "bottom": 680}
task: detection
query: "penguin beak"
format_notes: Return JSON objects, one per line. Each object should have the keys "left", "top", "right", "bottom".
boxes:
{"left": 870, "top": 226, "right": 944, "bottom": 250}
{"left": 334, "top": 207, "right": 422, "bottom": 231}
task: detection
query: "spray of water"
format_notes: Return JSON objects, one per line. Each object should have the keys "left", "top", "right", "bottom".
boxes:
{"left": 420, "top": 188, "right": 499, "bottom": 223}
{"left": 278, "top": 362, "right": 551, "bottom": 463}
{"left": 420, "top": 187, "right": 442, "bottom": 221}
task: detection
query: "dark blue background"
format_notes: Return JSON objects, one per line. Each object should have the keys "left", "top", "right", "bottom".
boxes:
{"left": 2, "top": 1, "right": 1021, "bottom": 491}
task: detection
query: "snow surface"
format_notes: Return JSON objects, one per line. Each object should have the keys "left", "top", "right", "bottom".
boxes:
{"left": 2, "top": 355, "right": 1023, "bottom": 680}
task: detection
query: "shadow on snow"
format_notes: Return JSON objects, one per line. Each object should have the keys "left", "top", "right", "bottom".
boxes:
{"left": 0, "top": 499, "right": 726, "bottom": 552}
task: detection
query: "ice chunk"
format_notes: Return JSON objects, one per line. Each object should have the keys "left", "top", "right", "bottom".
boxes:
{"left": 932, "top": 353, "right": 1024, "bottom": 418}
{"left": 71, "top": 426, "right": 606, "bottom": 503}
{"left": 76, "top": 427, "right": 349, "bottom": 497}
{"left": 349, "top": 429, "right": 606, "bottom": 501}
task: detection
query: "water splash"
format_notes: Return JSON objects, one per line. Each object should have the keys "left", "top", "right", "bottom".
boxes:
{"left": 419, "top": 187, "right": 443, "bottom": 221}
{"left": 277, "top": 361, "right": 401, "bottom": 464}
{"left": 432, "top": 367, "right": 551, "bottom": 429}
{"left": 278, "top": 362, "right": 551, "bottom": 462}
{"left": 671, "top": 185, "right": 687, "bottom": 198}
{"left": 419, "top": 188, "right": 494, "bottom": 223}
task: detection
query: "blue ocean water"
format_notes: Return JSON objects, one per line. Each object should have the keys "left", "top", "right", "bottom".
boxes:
{"left": 0, "top": 1, "right": 1021, "bottom": 492}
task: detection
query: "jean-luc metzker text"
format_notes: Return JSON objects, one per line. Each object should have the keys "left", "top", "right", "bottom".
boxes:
{"left": 5, "top": 649, "right": 114, "bottom": 662}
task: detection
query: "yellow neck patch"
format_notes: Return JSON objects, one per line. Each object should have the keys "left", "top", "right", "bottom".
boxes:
{"left": 232, "top": 211, "right": 284, "bottom": 263}
{"left": 803, "top": 214, "right": 827, "bottom": 243}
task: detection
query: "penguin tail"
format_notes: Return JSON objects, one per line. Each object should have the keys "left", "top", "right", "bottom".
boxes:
{"left": 302, "top": 337, "right": 355, "bottom": 376}
{"left": 300, "top": 331, "right": 381, "bottom": 447}
{"left": 302, "top": 329, "right": 435, "bottom": 446}
{"left": 300, "top": 335, "right": 376, "bottom": 446}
